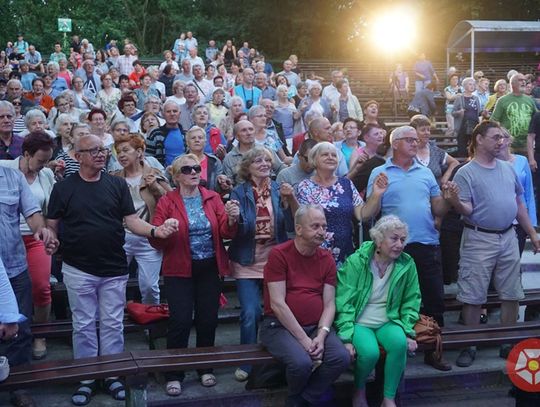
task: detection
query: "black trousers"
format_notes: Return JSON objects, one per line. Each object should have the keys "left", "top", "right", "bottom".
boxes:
{"left": 164, "top": 258, "right": 222, "bottom": 381}
{"left": 404, "top": 243, "right": 445, "bottom": 326}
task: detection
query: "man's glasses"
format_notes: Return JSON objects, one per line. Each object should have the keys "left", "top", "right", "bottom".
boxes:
{"left": 77, "top": 147, "right": 110, "bottom": 157}
{"left": 396, "top": 137, "right": 419, "bottom": 144}
{"left": 180, "top": 165, "right": 202, "bottom": 174}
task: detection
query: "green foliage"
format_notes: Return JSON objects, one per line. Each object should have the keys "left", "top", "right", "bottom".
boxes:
{"left": 1, "top": 0, "right": 539, "bottom": 60}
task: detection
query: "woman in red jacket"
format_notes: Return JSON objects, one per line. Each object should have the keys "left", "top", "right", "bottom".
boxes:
{"left": 150, "top": 153, "right": 239, "bottom": 397}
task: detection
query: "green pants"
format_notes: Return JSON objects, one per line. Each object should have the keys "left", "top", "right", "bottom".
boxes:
{"left": 352, "top": 321, "right": 407, "bottom": 398}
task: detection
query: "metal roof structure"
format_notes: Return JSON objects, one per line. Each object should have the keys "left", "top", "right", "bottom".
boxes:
{"left": 446, "top": 20, "right": 540, "bottom": 73}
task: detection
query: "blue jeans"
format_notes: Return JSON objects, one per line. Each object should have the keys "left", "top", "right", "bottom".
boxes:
{"left": 0, "top": 271, "right": 32, "bottom": 366}
{"left": 236, "top": 278, "right": 262, "bottom": 372}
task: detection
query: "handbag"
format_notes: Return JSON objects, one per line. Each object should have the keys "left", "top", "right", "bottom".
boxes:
{"left": 414, "top": 314, "right": 443, "bottom": 358}
{"left": 126, "top": 303, "right": 169, "bottom": 325}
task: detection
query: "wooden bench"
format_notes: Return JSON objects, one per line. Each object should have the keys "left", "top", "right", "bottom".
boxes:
{"left": 444, "top": 289, "right": 540, "bottom": 311}
{"left": 3, "top": 320, "right": 540, "bottom": 406}
{"left": 0, "top": 352, "right": 138, "bottom": 390}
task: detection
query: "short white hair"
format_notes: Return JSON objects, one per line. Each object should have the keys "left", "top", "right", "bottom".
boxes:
{"left": 369, "top": 215, "right": 408, "bottom": 245}
{"left": 24, "top": 109, "right": 47, "bottom": 127}
{"left": 389, "top": 125, "right": 416, "bottom": 144}
{"left": 308, "top": 141, "right": 337, "bottom": 167}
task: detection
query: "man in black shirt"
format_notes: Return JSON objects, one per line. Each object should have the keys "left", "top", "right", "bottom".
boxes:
{"left": 47, "top": 134, "right": 177, "bottom": 405}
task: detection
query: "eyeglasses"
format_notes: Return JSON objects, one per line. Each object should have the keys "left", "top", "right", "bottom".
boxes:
{"left": 396, "top": 137, "right": 419, "bottom": 144}
{"left": 180, "top": 165, "right": 202, "bottom": 174}
{"left": 12, "top": 102, "right": 21, "bottom": 106}
{"left": 485, "top": 134, "right": 509, "bottom": 142}
{"left": 77, "top": 147, "right": 110, "bottom": 157}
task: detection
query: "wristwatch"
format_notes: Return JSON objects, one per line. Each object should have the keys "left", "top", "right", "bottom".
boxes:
{"left": 318, "top": 326, "right": 331, "bottom": 334}
{"left": 150, "top": 227, "right": 157, "bottom": 238}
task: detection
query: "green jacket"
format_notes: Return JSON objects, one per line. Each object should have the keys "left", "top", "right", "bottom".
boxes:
{"left": 334, "top": 241, "right": 421, "bottom": 343}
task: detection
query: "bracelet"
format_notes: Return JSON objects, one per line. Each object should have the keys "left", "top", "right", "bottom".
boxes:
{"left": 150, "top": 227, "right": 156, "bottom": 238}
{"left": 318, "top": 326, "right": 330, "bottom": 334}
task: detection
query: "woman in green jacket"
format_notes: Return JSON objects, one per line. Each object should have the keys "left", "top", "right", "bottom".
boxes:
{"left": 335, "top": 215, "right": 421, "bottom": 407}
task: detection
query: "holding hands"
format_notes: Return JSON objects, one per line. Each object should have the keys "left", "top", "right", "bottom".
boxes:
{"left": 225, "top": 199, "right": 240, "bottom": 225}
{"left": 441, "top": 181, "right": 459, "bottom": 204}
{"left": 154, "top": 218, "right": 179, "bottom": 238}
{"left": 217, "top": 174, "right": 232, "bottom": 191}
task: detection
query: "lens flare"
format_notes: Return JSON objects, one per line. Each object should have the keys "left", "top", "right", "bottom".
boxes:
{"left": 370, "top": 8, "right": 417, "bottom": 53}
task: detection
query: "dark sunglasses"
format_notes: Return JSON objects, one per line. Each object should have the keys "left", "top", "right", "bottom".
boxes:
{"left": 180, "top": 165, "right": 202, "bottom": 175}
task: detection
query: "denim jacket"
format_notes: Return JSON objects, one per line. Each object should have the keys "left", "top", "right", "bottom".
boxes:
{"left": 228, "top": 180, "right": 289, "bottom": 265}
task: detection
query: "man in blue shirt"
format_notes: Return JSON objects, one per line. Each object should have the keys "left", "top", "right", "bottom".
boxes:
{"left": 205, "top": 40, "right": 218, "bottom": 64}
{"left": 234, "top": 68, "right": 262, "bottom": 111}
{"left": 23, "top": 45, "right": 43, "bottom": 73}
{"left": 0, "top": 165, "right": 57, "bottom": 406}
{"left": 367, "top": 125, "right": 453, "bottom": 371}
{"left": 146, "top": 100, "right": 185, "bottom": 166}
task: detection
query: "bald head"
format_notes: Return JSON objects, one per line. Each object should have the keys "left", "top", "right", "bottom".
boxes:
{"left": 75, "top": 134, "right": 101, "bottom": 151}
{"left": 309, "top": 117, "right": 332, "bottom": 142}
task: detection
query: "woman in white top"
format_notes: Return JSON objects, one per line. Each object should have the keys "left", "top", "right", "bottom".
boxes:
{"left": 96, "top": 72, "right": 122, "bottom": 118}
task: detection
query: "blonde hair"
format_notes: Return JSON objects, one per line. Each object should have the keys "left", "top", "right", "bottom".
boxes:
{"left": 170, "top": 153, "right": 200, "bottom": 176}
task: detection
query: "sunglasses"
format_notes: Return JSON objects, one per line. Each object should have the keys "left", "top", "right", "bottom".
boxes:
{"left": 180, "top": 165, "right": 202, "bottom": 175}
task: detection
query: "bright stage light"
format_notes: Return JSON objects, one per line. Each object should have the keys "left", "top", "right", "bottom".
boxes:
{"left": 370, "top": 8, "right": 417, "bottom": 53}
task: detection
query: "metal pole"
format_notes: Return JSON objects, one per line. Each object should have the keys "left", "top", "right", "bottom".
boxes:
{"left": 470, "top": 31, "right": 475, "bottom": 76}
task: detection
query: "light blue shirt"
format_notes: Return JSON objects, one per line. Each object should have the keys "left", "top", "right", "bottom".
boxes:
{"left": 367, "top": 158, "right": 441, "bottom": 245}
{"left": 512, "top": 155, "right": 537, "bottom": 226}
{"left": 0, "top": 167, "right": 41, "bottom": 278}
{"left": 0, "top": 257, "right": 26, "bottom": 323}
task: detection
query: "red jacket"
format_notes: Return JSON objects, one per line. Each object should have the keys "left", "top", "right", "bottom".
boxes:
{"left": 149, "top": 186, "right": 237, "bottom": 277}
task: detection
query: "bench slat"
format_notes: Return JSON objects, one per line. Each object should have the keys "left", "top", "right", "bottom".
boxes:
{"left": 0, "top": 353, "right": 138, "bottom": 389}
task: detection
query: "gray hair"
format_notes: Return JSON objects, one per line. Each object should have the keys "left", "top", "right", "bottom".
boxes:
{"left": 294, "top": 204, "right": 325, "bottom": 226}
{"left": 47, "top": 61, "right": 60, "bottom": 72}
{"left": 229, "top": 96, "right": 245, "bottom": 110}
{"left": 191, "top": 104, "right": 209, "bottom": 121}
{"left": 163, "top": 99, "right": 180, "bottom": 110}
{"left": 146, "top": 65, "right": 159, "bottom": 76}
{"left": 54, "top": 113, "right": 74, "bottom": 131}
{"left": 461, "top": 77, "right": 475, "bottom": 88}
{"left": 7, "top": 79, "right": 22, "bottom": 89}
{"left": 308, "top": 141, "right": 337, "bottom": 167}
{"left": 0, "top": 100, "right": 16, "bottom": 116}
{"left": 24, "top": 109, "right": 47, "bottom": 127}
{"left": 144, "top": 95, "right": 162, "bottom": 106}
{"left": 276, "top": 84, "right": 288, "bottom": 95}
{"left": 369, "top": 215, "right": 408, "bottom": 245}
{"left": 185, "top": 125, "right": 206, "bottom": 142}
{"left": 110, "top": 119, "right": 130, "bottom": 132}
{"left": 390, "top": 125, "right": 416, "bottom": 144}
{"left": 172, "top": 80, "right": 186, "bottom": 93}
{"left": 247, "top": 104, "right": 265, "bottom": 120}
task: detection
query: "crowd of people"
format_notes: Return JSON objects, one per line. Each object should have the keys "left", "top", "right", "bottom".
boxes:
{"left": 1, "top": 31, "right": 540, "bottom": 407}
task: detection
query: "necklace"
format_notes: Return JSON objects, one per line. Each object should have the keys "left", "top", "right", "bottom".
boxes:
{"left": 373, "top": 256, "right": 391, "bottom": 278}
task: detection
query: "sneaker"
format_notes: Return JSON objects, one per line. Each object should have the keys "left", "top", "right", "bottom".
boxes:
{"left": 234, "top": 368, "right": 249, "bottom": 382}
{"left": 456, "top": 347, "right": 476, "bottom": 367}
{"left": 0, "top": 356, "right": 9, "bottom": 382}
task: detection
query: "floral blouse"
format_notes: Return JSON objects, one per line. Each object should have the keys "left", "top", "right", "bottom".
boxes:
{"left": 297, "top": 176, "right": 362, "bottom": 264}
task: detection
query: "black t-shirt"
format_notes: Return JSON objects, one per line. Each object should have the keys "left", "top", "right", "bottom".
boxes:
{"left": 47, "top": 172, "right": 136, "bottom": 277}
{"left": 529, "top": 111, "right": 540, "bottom": 153}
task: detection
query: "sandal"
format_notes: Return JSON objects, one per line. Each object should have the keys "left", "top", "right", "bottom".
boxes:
{"left": 103, "top": 378, "right": 125, "bottom": 401}
{"left": 71, "top": 381, "right": 97, "bottom": 406}
{"left": 200, "top": 373, "right": 217, "bottom": 387}
{"left": 166, "top": 380, "right": 182, "bottom": 396}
